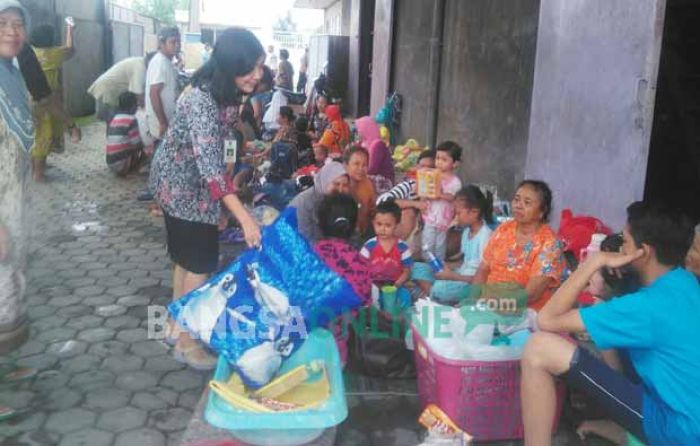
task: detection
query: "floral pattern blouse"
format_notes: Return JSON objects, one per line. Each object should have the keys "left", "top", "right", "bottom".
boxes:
{"left": 149, "top": 86, "right": 237, "bottom": 225}
{"left": 482, "top": 220, "right": 567, "bottom": 311}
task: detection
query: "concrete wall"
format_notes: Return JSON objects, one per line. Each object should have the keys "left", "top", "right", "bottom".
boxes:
{"left": 437, "top": 0, "right": 539, "bottom": 200}
{"left": 525, "top": 0, "right": 665, "bottom": 229}
{"left": 390, "top": 0, "right": 434, "bottom": 145}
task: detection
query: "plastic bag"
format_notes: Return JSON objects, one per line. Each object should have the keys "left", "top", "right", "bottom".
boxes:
{"left": 411, "top": 299, "right": 532, "bottom": 362}
{"left": 170, "top": 208, "right": 364, "bottom": 388}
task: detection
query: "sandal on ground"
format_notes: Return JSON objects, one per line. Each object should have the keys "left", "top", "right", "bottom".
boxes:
{"left": 173, "top": 344, "right": 217, "bottom": 371}
{"left": 0, "top": 367, "right": 37, "bottom": 384}
{"left": 0, "top": 406, "right": 18, "bottom": 422}
{"left": 67, "top": 124, "right": 82, "bottom": 143}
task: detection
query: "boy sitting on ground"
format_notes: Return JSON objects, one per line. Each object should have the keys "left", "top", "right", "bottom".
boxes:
{"left": 521, "top": 202, "right": 700, "bottom": 445}
{"left": 106, "top": 92, "right": 143, "bottom": 176}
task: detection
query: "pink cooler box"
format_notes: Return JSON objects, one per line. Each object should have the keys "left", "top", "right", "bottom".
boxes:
{"left": 412, "top": 326, "right": 564, "bottom": 441}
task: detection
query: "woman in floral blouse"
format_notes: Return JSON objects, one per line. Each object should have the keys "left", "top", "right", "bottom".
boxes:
{"left": 149, "top": 27, "right": 263, "bottom": 370}
{"left": 473, "top": 180, "right": 567, "bottom": 312}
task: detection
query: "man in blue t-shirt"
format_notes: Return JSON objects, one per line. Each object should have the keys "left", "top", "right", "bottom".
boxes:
{"left": 521, "top": 202, "right": 700, "bottom": 446}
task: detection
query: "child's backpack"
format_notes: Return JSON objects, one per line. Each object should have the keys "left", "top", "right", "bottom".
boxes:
{"left": 557, "top": 209, "right": 612, "bottom": 265}
{"left": 267, "top": 141, "right": 298, "bottom": 183}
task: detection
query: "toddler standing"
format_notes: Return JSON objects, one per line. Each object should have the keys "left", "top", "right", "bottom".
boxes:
{"left": 420, "top": 141, "right": 463, "bottom": 260}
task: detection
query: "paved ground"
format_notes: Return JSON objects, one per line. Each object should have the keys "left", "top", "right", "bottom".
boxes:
{"left": 0, "top": 122, "right": 598, "bottom": 446}
{"left": 1, "top": 122, "right": 205, "bottom": 446}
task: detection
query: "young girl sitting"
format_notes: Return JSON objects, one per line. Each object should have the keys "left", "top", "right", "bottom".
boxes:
{"left": 360, "top": 201, "right": 414, "bottom": 308}
{"left": 412, "top": 185, "right": 493, "bottom": 304}
{"left": 313, "top": 193, "right": 372, "bottom": 366}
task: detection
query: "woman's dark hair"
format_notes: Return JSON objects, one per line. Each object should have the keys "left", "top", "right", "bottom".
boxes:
{"left": 517, "top": 179, "right": 553, "bottom": 222}
{"left": 191, "top": 27, "right": 264, "bottom": 107}
{"left": 456, "top": 185, "right": 494, "bottom": 225}
{"left": 30, "top": 24, "right": 55, "bottom": 48}
{"left": 317, "top": 193, "right": 358, "bottom": 239}
{"left": 435, "top": 140, "right": 462, "bottom": 162}
{"left": 260, "top": 65, "right": 274, "bottom": 90}
{"left": 626, "top": 201, "right": 694, "bottom": 267}
{"left": 279, "top": 106, "right": 294, "bottom": 123}
{"left": 599, "top": 233, "right": 642, "bottom": 297}
{"left": 343, "top": 145, "right": 369, "bottom": 164}
{"left": 117, "top": 92, "right": 138, "bottom": 114}
{"left": 279, "top": 49, "right": 289, "bottom": 60}
{"left": 295, "top": 116, "right": 309, "bottom": 132}
{"left": 374, "top": 200, "right": 401, "bottom": 224}
{"left": 418, "top": 149, "right": 436, "bottom": 163}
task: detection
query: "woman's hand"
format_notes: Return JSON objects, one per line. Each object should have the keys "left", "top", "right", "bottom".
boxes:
{"left": 434, "top": 265, "right": 453, "bottom": 280}
{"left": 239, "top": 213, "right": 261, "bottom": 248}
{"left": 0, "top": 226, "right": 10, "bottom": 263}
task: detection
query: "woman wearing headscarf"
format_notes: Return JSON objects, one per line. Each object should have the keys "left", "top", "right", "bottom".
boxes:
{"left": 355, "top": 115, "right": 394, "bottom": 195}
{"left": 0, "top": 0, "right": 33, "bottom": 355}
{"left": 316, "top": 104, "right": 349, "bottom": 157}
{"left": 289, "top": 161, "right": 350, "bottom": 243}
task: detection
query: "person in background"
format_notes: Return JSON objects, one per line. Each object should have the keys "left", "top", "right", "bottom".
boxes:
{"left": 295, "top": 116, "right": 312, "bottom": 159}
{"left": 29, "top": 21, "right": 78, "bottom": 182}
{"left": 412, "top": 185, "right": 493, "bottom": 303}
{"left": 522, "top": 202, "right": 700, "bottom": 446}
{"left": 297, "top": 46, "right": 308, "bottom": 93}
{"left": 272, "top": 105, "right": 297, "bottom": 146}
{"left": 105, "top": 92, "right": 143, "bottom": 176}
{"left": 308, "top": 93, "right": 329, "bottom": 141}
{"left": 473, "top": 180, "right": 566, "bottom": 311}
{"left": 355, "top": 115, "right": 394, "bottom": 194}
{"left": 316, "top": 104, "right": 349, "bottom": 158}
{"left": 250, "top": 65, "right": 274, "bottom": 132}
{"left": 149, "top": 27, "right": 263, "bottom": 370}
{"left": 419, "top": 141, "right": 463, "bottom": 260}
{"left": 289, "top": 161, "right": 350, "bottom": 243}
{"left": 146, "top": 26, "right": 180, "bottom": 141}
{"left": 88, "top": 52, "right": 155, "bottom": 124}
{"left": 201, "top": 42, "right": 212, "bottom": 65}
{"left": 265, "top": 44, "right": 277, "bottom": 73}
{"left": 345, "top": 145, "right": 375, "bottom": 237}
{"left": 276, "top": 48, "right": 294, "bottom": 91}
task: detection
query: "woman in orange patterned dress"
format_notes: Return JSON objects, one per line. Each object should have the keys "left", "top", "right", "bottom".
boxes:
{"left": 473, "top": 180, "right": 567, "bottom": 311}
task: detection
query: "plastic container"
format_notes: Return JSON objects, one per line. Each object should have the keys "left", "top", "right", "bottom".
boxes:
{"left": 205, "top": 329, "right": 347, "bottom": 446}
{"left": 411, "top": 326, "right": 564, "bottom": 441}
{"left": 423, "top": 245, "right": 444, "bottom": 273}
{"left": 380, "top": 285, "right": 398, "bottom": 313}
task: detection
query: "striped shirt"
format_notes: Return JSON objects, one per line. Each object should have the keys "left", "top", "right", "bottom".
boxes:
{"left": 106, "top": 113, "right": 141, "bottom": 173}
{"left": 376, "top": 179, "right": 417, "bottom": 205}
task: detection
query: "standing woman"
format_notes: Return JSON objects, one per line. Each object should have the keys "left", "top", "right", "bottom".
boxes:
{"left": 0, "top": 0, "right": 33, "bottom": 354}
{"left": 29, "top": 21, "right": 79, "bottom": 182}
{"left": 149, "top": 27, "right": 263, "bottom": 370}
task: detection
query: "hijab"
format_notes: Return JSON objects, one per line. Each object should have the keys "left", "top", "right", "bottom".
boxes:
{"left": 0, "top": 1, "right": 33, "bottom": 153}
{"left": 290, "top": 161, "right": 347, "bottom": 243}
{"left": 325, "top": 104, "right": 342, "bottom": 122}
{"left": 355, "top": 116, "right": 381, "bottom": 147}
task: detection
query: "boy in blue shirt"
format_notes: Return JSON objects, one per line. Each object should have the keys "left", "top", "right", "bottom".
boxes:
{"left": 522, "top": 202, "right": 700, "bottom": 445}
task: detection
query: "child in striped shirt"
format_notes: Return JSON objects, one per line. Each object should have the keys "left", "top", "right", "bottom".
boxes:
{"left": 105, "top": 92, "right": 143, "bottom": 176}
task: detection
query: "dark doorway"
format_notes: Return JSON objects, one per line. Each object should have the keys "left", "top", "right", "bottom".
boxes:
{"left": 645, "top": 0, "right": 700, "bottom": 221}
{"left": 357, "top": 0, "right": 376, "bottom": 117}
